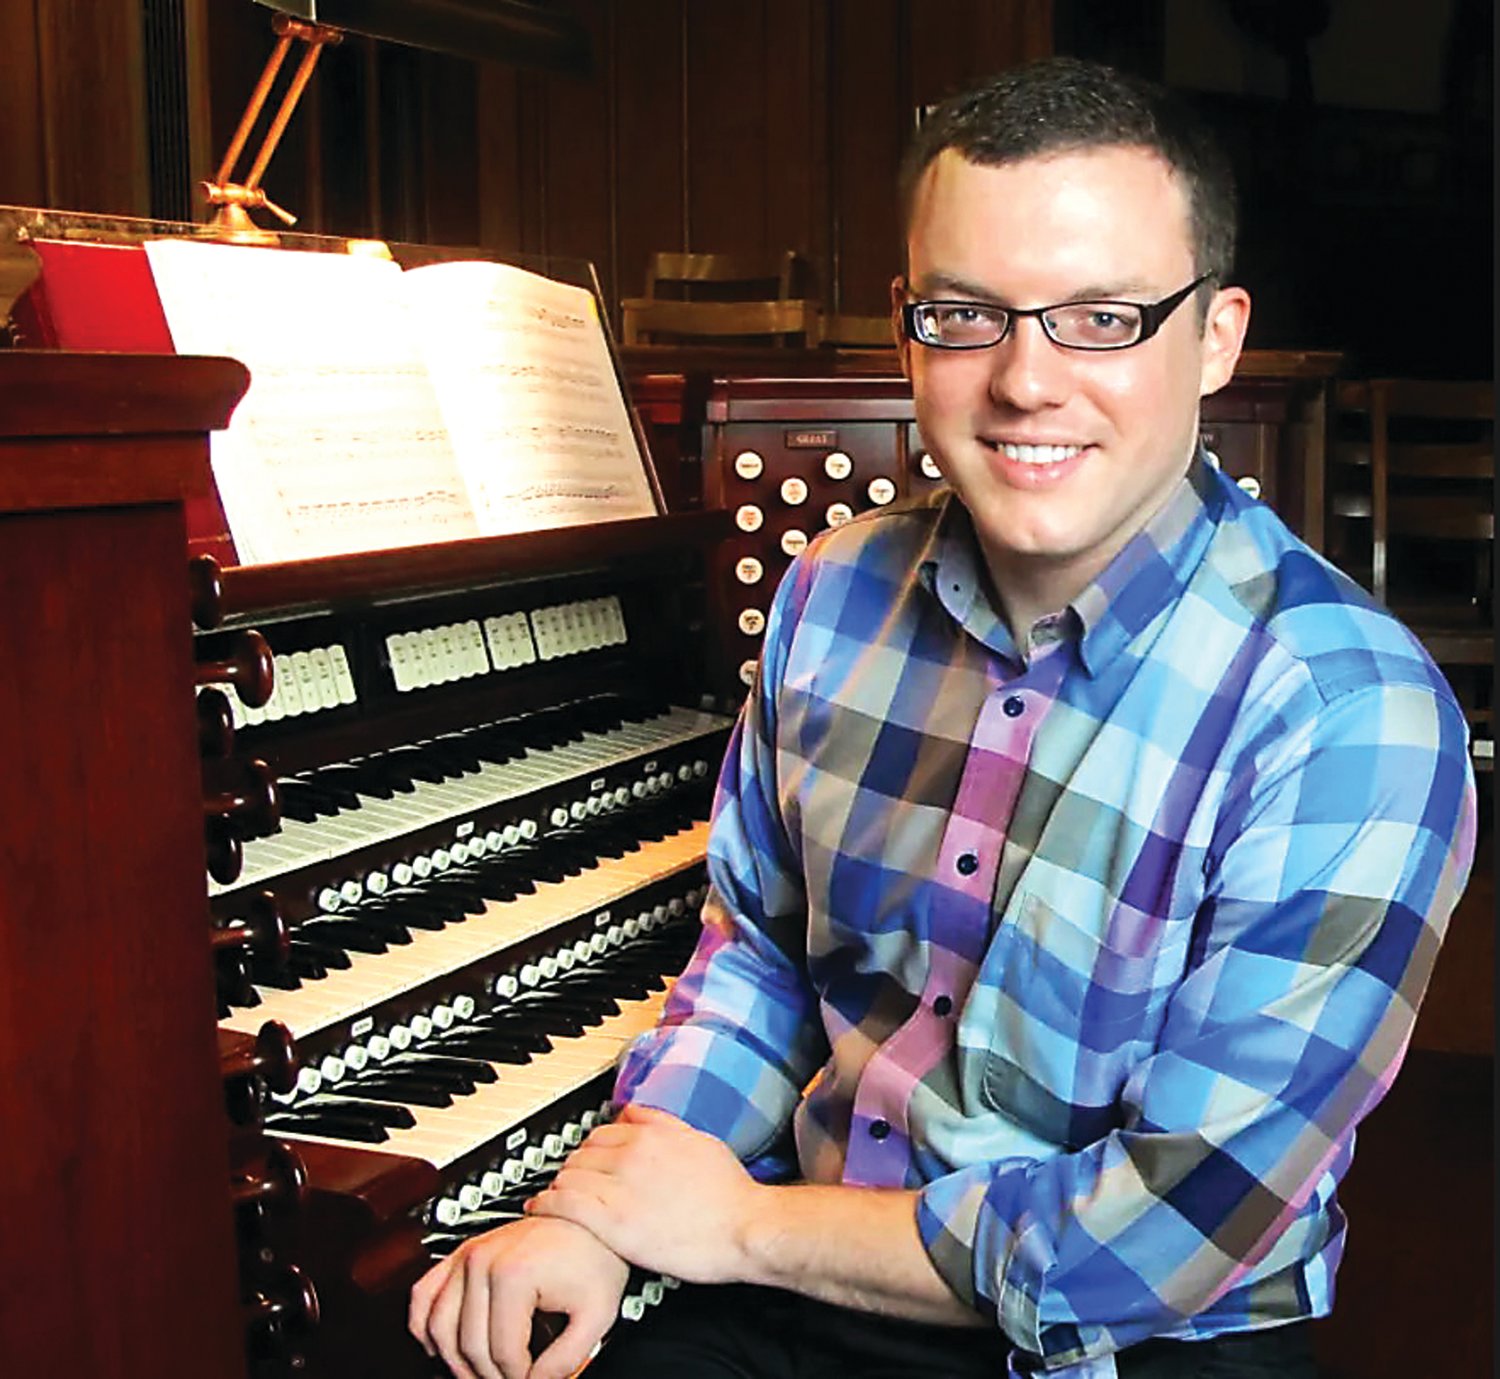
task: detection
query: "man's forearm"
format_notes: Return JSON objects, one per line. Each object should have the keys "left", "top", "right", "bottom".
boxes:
{"left": 736, "top": 1182, "right": 983, "bottom": 1328}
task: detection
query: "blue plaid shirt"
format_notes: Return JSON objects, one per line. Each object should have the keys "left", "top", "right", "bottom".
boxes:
{"left": 616, "top": 458, "right": 1476, "bottom": 1375}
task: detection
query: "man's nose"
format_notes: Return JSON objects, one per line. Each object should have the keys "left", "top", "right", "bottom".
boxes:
{"left": 986, "top": 316, "right": 1071, "bottom": 411}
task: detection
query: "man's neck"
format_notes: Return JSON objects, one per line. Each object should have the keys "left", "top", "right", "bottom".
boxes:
{"left": 983, "top": 548, "right": 1105, "bottom": 648}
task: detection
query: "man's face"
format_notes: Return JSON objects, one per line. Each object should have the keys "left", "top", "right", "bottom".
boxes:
{"left": 895, "top": 145, "right": 1249, "bottom": 615}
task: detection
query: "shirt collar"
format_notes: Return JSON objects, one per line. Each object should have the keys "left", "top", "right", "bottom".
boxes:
{"left": 1073, "top": 453, "right": 1224, "bottom": 675}
{"left": 921, "top": 452, "right": 1226, "bottom": 676}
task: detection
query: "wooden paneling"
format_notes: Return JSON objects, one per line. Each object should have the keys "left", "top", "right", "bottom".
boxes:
{"left": 0, "top": 2, "right": 46, "bottom": 207}
{"left": 0, "top": 0, "right": 149, "bottom": 214}
{"left": 476, "top": 62, "right": 526, "bottom": 253}
{"left": 909, "top": 0, "right": 1053, "bottom": 107}
{"left": 826, "top": 0, "right": 907, "bottom": 315}
{"left": 612, "top": 0, "right": 689, "bottom": 301}
{"left": 1, "top": 0, "right": 1054, "bottom": 319}
{"left": 540, "top": 0, "right": 616, "bottom": 295}
{"left": 764, "top": 0, "right": 822, "bottom": 286}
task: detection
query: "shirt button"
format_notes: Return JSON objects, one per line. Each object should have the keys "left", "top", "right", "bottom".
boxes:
{"left": 870, "top": 1119, "right": 891, "bottom": 1141}
{"left": 956, "top": 852, "right": 978, "bottom": 875}
{"left": 933, "top": 994, "right": 953, "bottom": 1017}
{"left": 1003, "top": 695, "right": 1025, "bottom": 718}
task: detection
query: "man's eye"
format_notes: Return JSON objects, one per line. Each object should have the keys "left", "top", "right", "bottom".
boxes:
{"left": 1087, "top": 309, "right": 1124, "bottom": 330}
{"left": 939, "top": 305, "right": 986, "bottom": 326}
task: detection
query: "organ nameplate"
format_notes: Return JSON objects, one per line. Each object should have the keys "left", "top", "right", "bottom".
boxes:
{"left": 785, "top": 429, "right": 836, "bottom": 449}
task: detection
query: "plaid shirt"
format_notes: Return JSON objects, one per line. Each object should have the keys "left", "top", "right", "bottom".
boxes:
{"left": 615, "top": 458, "right": 1476, "bottom": 1376}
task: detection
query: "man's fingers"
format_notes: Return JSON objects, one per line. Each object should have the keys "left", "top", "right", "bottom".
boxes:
{"left": 409, "top": 1252, "right": 458, "bottom": 1354}
{"left": 527, "top": 1304, "right": 613, "bottom": 1379}
{"left": 527, "top": 1181, "right": 608, "bottom": 1234}
{"left": 427, "top": 1262, "right": 481, "bottom": 1379}
{"left": 456, "top": 1258, "right": 503, "bottom": 1379}
{"left": 487, "top": 1263, "right": 542, "bottom": 1379}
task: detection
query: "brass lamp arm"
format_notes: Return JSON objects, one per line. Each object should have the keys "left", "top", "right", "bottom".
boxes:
{"left": 202, "top": 14, "right": 343, "bottom": 231}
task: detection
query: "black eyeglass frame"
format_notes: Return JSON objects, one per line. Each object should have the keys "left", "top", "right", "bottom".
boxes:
{"left": 900, "top": 273, "right": 1215, "bottom": 352}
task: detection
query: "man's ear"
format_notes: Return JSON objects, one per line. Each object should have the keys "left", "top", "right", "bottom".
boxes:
{"left": 1199, "top": 285, "right": 1251, "bottom": 398}
{"left": 891, "top": 275, "right": 912, "bottom": 380}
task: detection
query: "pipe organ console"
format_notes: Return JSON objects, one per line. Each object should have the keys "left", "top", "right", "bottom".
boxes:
{"left": 1, "top": 349, "right": 734, "bottom": 1379}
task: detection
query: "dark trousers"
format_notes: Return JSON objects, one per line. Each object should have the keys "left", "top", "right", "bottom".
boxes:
{"left": 586, "top": 1282, "right": 1321, "bottom": 1378}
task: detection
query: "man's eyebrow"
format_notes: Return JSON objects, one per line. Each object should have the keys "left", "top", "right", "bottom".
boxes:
{"left": 910, "top": 273, "right": 1004, "bottom": 301}
{"left": 911, "top": 274, "right": 1160, "bottom": 303}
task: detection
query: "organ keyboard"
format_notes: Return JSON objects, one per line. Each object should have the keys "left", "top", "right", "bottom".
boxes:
{"left": 198, "top": 508, "right": 734, "bottom": 1376}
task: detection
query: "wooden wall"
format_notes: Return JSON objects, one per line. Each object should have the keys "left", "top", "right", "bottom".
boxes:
{"left": 0, "top": 0, "right": 151, "bottom": 216}
{"left": 0, "top": 0, "right": 1051, "bottom": 325}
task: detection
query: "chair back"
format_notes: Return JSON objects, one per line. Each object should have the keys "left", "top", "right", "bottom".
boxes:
{"left": 1331, "top": 377, "right": 1494, "bottom": 763}
{"left": 818, "top": 312, "right": 898, "bottom": 350}
{"left": 621, "top": 250, "right": 820, "bottom": 346}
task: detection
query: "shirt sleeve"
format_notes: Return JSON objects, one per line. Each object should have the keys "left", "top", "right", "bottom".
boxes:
{"left": 613, "top": 557, "right": 830, "bottom": 1176}
{"left": 916, "top": 677, "right": 1477, "bottom": 1368}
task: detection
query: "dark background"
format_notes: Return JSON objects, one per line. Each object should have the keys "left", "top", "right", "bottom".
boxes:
{"left": 1055, "top": 0, "right": 1494, "bottom": 379}
{"left": 2, "top": 0, "right": 1491, "bottom": 379}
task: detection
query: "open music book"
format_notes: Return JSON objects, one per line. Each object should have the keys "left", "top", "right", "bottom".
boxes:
{"left": 143, "top": 240, "right": 658, "bottom": 564}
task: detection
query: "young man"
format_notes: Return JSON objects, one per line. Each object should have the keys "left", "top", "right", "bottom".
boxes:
{"left": 410, "top": 58, "right": 1476, "bottom": 1379}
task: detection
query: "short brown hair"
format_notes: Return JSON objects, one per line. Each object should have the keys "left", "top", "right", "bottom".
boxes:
{"left": 900, "top": 57, "right": 1238, "bottom": 284}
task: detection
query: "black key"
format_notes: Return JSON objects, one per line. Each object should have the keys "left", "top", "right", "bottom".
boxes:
{"left": 345, "top": 1078, "right": 454, "bottom": 1109}
{"left": 487, "top": 1009, "right": 587, "bottom": 1039}
{"left": 336, "top": 908, "right": 416, "bottom": 943}
{"left": 379, "top": 890, "right": 468, "bottom": 927}
{"left": 264, "top": 1111, "right": 390, "bottom": 1143}
{"left": 284, "top": 952, "right": 329, "bottom": 982}
{"left": 516, "top": 990, "right": 618, "bottom": 1018}
{"left": 419, "top": 880, "right": 490, "bottom": 915}
{"left": 313, "top": 764, "right": 396, "bottom": 801}
{"left": 280, "top": 778, "right": 348, "bottom": 816}
{"left": 361, "top": 1063, "right": 478, "bottom": 1095}
{"left": 301, "top": 1094, "right": 417, "bottom": 1128}
{"left": 382, "top": 745, "right": 450, "bottom": 784}
{"left": 249, "top": 960, "right": 302, "bottom": 992}
{"left": 437, "top": 1033, "right": 541, "bottom": 1064}
{"left": 388, "top": 1052, "right": 499, "bottom": 1083}
{"left": 477, "top": 857, "right": 538, "bottom": 895}
{"left": 275, "top": 784, "right": 325, "bottom": 824}
{"left": 301, "top": 919, "right": 398, "bottom": 953}
{"left": 417, "top": 740, "right": 484, "bottom": 778}
{"left": 289, "top": 936, "right": 353, "bottom": 969}
{"left": 449, "top": 1022, "right": 552, "bottom": 1054}
{"left": 288, "top": 774, "right": 361, "bottom": 812}
{"left": 357, "top": 897, "right": 448, "bottom": 933}
{"left": 568, "top": 969, "right": 652, "bottom": 1001}
{"left": 446, "top": 868, "right": 519, "bottom": 904}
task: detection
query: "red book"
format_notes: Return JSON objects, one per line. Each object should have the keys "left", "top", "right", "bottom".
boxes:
{"left": 14, "top": 239, "right": 239, "bottom": 565}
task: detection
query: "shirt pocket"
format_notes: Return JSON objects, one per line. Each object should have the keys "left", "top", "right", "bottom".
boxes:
{"left": 972, "top": 890, "right": 1189, "bottom": 1145}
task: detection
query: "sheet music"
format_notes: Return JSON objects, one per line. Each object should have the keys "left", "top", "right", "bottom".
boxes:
{"left": 400, "top": 259, "right": 658, "bottom": 534}
{"left": 144, "top": 240, "right": 480, "bottom": 564}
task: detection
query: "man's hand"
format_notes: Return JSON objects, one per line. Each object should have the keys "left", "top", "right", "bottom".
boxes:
{"left": 526, "top": 1104, "right": 764, "bottom": 1284}
{"left": 408, "top": 1215, "right": 629, "bottom": 1379}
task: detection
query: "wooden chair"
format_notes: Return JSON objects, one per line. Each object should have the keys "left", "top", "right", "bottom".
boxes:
{"left": 818, "top": 312, "right": 898, "bottom": 350}
{"left": 1330, "top": 378, "right": 1494, "bottom": 759}
{"left": 620, "top": 250, "right": 821, "bottom": 346}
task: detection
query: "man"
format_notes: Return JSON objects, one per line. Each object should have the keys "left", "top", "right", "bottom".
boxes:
{"left": 410, "top": 57, "right": 1476, "bottom": 1379}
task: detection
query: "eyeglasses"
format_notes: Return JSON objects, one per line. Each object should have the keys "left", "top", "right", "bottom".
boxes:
{"left": 900, "top": 274, "right": 1212, "bottom": 352}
